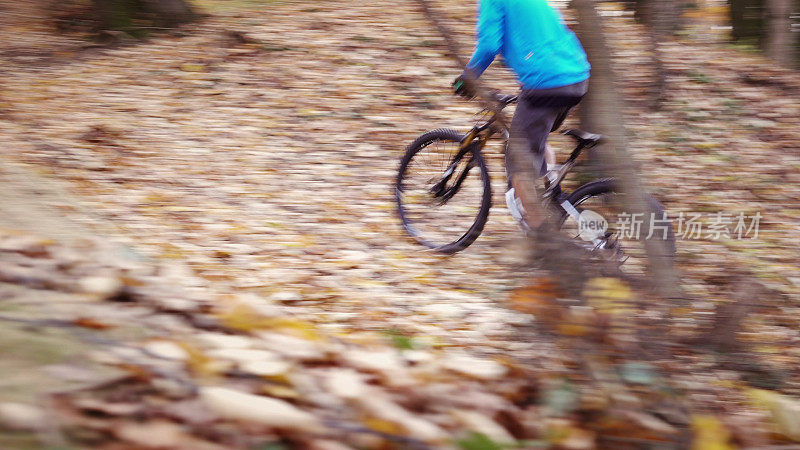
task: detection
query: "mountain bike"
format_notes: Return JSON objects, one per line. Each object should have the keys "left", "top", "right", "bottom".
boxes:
{"left": 394, "top": 93, "right": 676, "bottom": 268}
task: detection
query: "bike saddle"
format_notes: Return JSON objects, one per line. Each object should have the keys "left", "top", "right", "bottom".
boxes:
{"left": 562, "top": 129, "right": 604, "bottom": 147}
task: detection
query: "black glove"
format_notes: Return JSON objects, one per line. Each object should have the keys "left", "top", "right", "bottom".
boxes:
{"left": 452, "top": 74, "right": 475, "bottom": 99}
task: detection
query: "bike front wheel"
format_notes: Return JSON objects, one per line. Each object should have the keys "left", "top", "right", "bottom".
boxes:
{"left": 395, "top": 129, "right": 492, "bottom": 254}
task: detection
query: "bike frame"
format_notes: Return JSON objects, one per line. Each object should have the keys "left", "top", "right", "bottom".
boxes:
{"left": 445, "top": 97, "right": 610, "bottom": 248}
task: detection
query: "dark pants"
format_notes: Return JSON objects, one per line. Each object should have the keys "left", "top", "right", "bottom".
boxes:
{"left": 507, "top": 79, "right": 589, "bottom": 181}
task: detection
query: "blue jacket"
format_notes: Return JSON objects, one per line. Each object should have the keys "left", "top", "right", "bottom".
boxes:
{"left": 466, "top": 0, "right": 590, "bottom": 90}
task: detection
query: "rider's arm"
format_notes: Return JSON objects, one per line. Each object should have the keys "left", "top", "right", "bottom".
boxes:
{"left": 465, "top": 0, "right": 504, "bottom": 78}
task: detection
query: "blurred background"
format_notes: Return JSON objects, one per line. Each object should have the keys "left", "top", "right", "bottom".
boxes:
{"left": 0, "top": 0, "right": 798, "bottom": 448}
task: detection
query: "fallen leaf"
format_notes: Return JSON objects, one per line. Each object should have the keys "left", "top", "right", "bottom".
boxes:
{"left": 199, "top": 386, "right": 323, "bottom": 432}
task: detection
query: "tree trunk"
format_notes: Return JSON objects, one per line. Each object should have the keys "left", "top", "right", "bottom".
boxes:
{"left": 730, "top": 0, "right": 747, "bottom": 40}
{"left": 631, "top": 0, "right": 682, "bottom": 35}
{"left": 637, "top": 0, "right": 680, "bottom": 108}
{"left": 572, "top": 0, "right": 684, "bottom": 302}
{"left": 141, "top": 0, "right": 196, "bottom": 27}
{"left": 92, "top": 0, "right": 195, "bottom": 31}
{"left": 764, "top": 0, "right": 796, "bottom": 67}
{"left": 730, "top": 0, "right": 765, "bottom": 42}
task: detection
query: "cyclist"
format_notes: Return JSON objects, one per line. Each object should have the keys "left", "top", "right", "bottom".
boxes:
{"left": 453, "top": 0, "right": 590, "bottom": 232}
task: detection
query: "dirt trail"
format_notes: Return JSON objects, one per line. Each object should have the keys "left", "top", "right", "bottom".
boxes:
{"left": 0, "top": 0, "right": 799, "bottom": 446}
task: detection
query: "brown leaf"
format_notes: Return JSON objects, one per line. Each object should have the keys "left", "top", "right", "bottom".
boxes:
{"left": 73, "top": 317, "right": 115, "bottom": 330}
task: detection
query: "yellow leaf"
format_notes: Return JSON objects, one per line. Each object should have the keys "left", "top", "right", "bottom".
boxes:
{"left": 691, "top": 415, "right": 733, "bottom": 450}
{"left": 177, "top": 342, "right": 225, "bottom": 378}
{"left": 747, "top": 389, "right": 800, "bottom": 441}
{"left": 216, "top": 304, "right": 274, "bottom": 331}
{"left": 261, "top": 384, "right": 299, "bottom": 399}
{"left": 268, "top": 318, "right": 323, "bottom": 341}
{"left": 583, "top": 277, "right": 632, "bottom": 315}
{"left": 363, "top": 417, "right": 403, "bottom": 435}
{"left": 180, "top": 63, "right": 205, "bottom": 72}
{"left": 545, "top": 419, "right": 595, "bottom": 447}
{"left": 215, "top": 302, "right": 323, "bottom": 340}
{"left": 558, "top": 306, "right": 597, "bottom": 337}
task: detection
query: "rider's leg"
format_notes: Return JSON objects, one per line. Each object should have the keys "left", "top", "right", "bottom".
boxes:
{"left": 505, "top": 93, "right": 560, "bottom": 230}
{"left": 505, "top": 81, "right": 588, "bottom": 232}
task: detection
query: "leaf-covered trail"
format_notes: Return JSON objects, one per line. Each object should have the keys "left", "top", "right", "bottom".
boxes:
{"left": 1, "top": 0, "right": 800, "bottom": 446}
{"left": 2, "top": 0, "right": 797, "bottom": 305}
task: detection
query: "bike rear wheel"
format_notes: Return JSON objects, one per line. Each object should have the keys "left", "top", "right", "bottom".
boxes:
{"left": 395, "top": 129, "right": 492, "bottom": 254}
{"left": 559, "top": 178, "right": 676, "bottom": 274}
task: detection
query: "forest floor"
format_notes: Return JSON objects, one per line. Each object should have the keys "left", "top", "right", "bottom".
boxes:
{"left": 0, "top": 0, "right": 799, "bottom": 448}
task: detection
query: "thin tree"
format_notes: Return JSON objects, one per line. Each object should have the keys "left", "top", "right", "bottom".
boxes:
{"left": 764, "top": 0, "right": 797, "bottom": 67}
{"left": 634, "top": 0, "right": 681, "bottom": 108}
{"left": 572, "top": 0, "right": 684, "bottom": 303}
